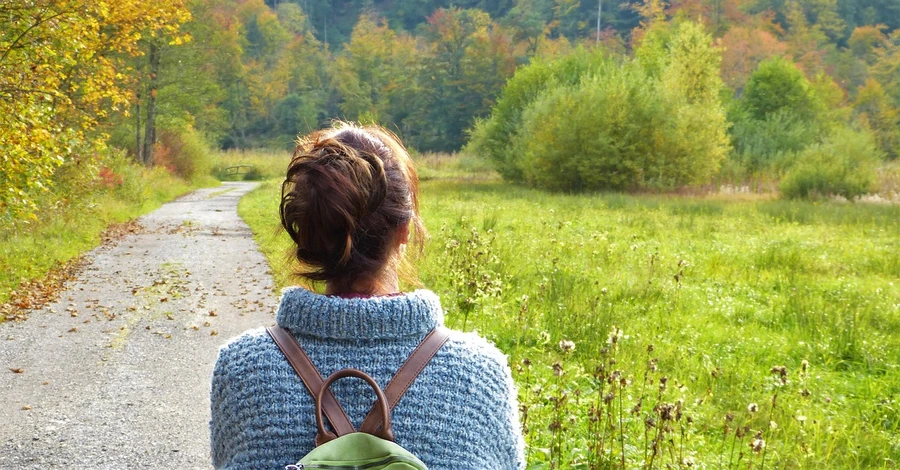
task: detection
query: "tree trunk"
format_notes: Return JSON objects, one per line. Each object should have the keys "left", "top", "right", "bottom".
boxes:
{"left": 135, "top": 89, "right": 143, "bottom": 163}
{"left": 142, "top": 41, "right": 160, "bottom": 166}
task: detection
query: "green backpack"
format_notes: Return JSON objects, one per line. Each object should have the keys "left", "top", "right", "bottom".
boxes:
{"left": 267, "top": 327, "right": 450, "bottom": 470}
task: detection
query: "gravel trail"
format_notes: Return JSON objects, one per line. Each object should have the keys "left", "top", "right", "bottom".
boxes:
{"left": 0, "top": 182, "right": 278, "bottom": 469}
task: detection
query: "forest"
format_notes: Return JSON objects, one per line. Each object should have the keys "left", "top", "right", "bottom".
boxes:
{"left": 2, "top": 0, "right": 900, "bottom": 219}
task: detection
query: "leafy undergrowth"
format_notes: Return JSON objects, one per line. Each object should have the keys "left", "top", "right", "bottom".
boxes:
{"left": 240, "top": 179, "right": 900, "bottom": 469}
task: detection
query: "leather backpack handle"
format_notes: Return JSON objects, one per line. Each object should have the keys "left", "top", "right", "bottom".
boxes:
{"left": 315, "top": 369, "right": 394, "bottom": 445}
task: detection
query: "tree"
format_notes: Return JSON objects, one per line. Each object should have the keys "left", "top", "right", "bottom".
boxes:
{"left": 854, "top": 78, "right": 900, "bottom": 158}
{"left": 742, "top": 56, "right": 822, "bottom": 121}
{"left": 474, "top": 21, "right": 729, "bottom": 191}
{"left": 718, "top": 27, "right": 788, "bottom": 92}
{"left": 415, "top": 8, "right": 514, "bottom": 151}
{"left": 0, "top": 0, "right": 190, "bottom": 217}
{"left": 502, "top": 0, "right": 551, "bottom": 54}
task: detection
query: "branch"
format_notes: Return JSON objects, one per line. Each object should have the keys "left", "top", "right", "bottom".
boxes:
{"left": 0, "top": 9, "right": 74, "bottom": 66}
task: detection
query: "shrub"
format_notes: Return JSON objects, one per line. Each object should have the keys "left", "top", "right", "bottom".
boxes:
{"left": 153, "top": 127, "right": 213, "bottom": 181}
{"left": 780, "top": 128, "right": 882, "bottom": 199}
{"left": 741, "top": 57, "right": 823, "bottom": 122}
{"left": 479, "top": 21, "right": 729, "bottom": 192}
{"left": 513, "top": 59, "right": 729, "bottom": 191}
{"left": 466, "top": 47, "right": 608, "bottom": 182}
{"left": 729, "top": 108, "right": 820, "bottom": 172}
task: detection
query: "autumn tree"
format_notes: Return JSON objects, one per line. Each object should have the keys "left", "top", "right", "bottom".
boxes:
{"left": 718, "top": 27, "right": 788, "bottom": 91}
{"left": 332, "top": 15, "right": 420, "bottom": 126}
{"left": 0, "top": 0, "right": 190, "bottom": 218}
{"left": 415, "top": 8, "right": 517, "bottom": 151}
{"left": 855, "top": 78, "right": 900, "bottom": 158}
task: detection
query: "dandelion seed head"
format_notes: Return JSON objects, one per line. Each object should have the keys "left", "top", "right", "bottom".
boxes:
{"left": 552, "top": 361, "right": 564, "bottom": 377}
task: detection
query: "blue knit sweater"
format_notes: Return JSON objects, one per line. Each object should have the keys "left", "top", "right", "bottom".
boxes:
{"left": 209, "top": 287, "right": 525, "bottom": 469}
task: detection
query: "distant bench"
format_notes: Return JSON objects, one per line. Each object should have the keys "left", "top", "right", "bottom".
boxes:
{"left": 224, "top": 165, "right": 255, "bottom": 177}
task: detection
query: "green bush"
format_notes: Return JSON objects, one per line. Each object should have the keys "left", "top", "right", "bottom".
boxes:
{"left": 729, "top": 108, "right": 820, "bottom": 172}
{"left": 466, "top": 47, "right": 607, "bottom": 182}
{"left": 476, "top": 21, "right": 729, "bottom": 192}
{"left": 741, "top": 57, "right": 823, "bottom": 122}
{"left": 780, "top": 128, "right": 882, "bottom": 199}
{"left": 153, "top": 127, "right": 214, "bottom": 182}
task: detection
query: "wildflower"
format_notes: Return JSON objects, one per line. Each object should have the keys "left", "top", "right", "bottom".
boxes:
{"left": 657, "top": 403, "right": 676, "bottom": 421}
{"left": 748, "top": 403, "right": 759, "bottom": 413}
{"left": 681, "top": 456, "right": 695, "bottom": 467}
{"left": 558, "top": 339, "right": 575, "bottom": 354}
{"left": 522, "top": 358, "right": 532, "bottom": 368}
{"left": 724, "top": 413, "right": 734, "bottom": 423}
{"left": 539, "top": 331, "right": 551, "bottom": 344}
{"left": 801, "top": 359, "right": 809, "bottom": 372}
{"left": 647, "top": 358, "right": 658, "bottom": 372}
{"left": 750, "top": 436, "right": 765, "bottom": 453}
{"left": 631, "top": 400, "right": 643, "bottom": 414}
{"left": 603, "top": 392, "right": 615, "bottom": 404}
{"left": 771, "top": 365, "right": 788, "bottom": 383}
{"left": 797, "top": 415, "right": 807, "bottom": 425}
{"left": 552, "top": 362, "right": 564, "bottom": 377}
{"left": 607, "top": 327, "right": 622, "bottom": 345}
{"left": 770, "top": 420, "right": 778, "bottom": 430}
{"left": 647, "top": 344, "right": 654, "bottom": 352}
{"left": 799, "top": 388, "right": 810, "bottom": 398}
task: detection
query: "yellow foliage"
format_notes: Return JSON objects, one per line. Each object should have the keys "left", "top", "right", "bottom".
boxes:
{"left": 0, "top": 0, "right": 190, "bottom": 218}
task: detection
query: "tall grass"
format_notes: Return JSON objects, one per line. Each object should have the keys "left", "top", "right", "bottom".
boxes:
{"left": 240, "top": 177, "right": 900, "bottom": 468}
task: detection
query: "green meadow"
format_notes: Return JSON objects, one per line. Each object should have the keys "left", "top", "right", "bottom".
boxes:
{"left": 239, "top": 172, "right": 900, "bottom": 469}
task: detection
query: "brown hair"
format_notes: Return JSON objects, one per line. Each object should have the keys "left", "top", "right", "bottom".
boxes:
{"left": 279, "top": 123, "right": 425, "bottom": 293}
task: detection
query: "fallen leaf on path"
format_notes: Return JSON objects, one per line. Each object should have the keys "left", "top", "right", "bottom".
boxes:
{"left": 22, "top": 405, "right": 31, "bottom": 410}
{"left": 210, "top": 330, "right": 218, "bottom": 336}
{"left": 0, "top": 257, "right": 87, "bottom": 321}
{"left": 10, "top": 368, "right": 24, "bottom": 373}
{"left": 68, "top": 327, "right": 78, "bottom": 333}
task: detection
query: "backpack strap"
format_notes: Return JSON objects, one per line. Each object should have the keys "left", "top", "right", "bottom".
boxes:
{"left": 266, "top": 326, "right": 355, "bottom": 438}
{"left": 358, "top": 326, "right": 451, "bottom": 434}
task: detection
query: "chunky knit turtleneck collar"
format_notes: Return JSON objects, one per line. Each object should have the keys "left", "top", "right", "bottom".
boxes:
{"left": 275, "top": 287, "right": 444, "bottom": 340}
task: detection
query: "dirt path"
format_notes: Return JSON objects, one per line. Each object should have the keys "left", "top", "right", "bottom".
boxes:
{"left": 0, "top": 182, "right": 278, "bottom": 469}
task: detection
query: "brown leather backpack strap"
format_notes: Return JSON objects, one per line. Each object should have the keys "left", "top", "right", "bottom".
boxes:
{"left": 266, "top": 326, "right": 355, "bottom": 438}
{"left": 358, "top": 327, "right": 451, "bottom": 434}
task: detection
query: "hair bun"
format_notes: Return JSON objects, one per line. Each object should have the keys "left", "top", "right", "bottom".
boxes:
{"left": 280, "top": 124, "right": 425, "bottom": 292}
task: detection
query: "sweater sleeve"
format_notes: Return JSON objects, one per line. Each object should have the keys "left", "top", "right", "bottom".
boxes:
{"left": 454, "top": 333, "right": 526, "bottom": 470}
{"left": 487, "top": 347, "right": 527, "bottom": 469}
{"left": 209, "top": 342, "right": 234, "bottom": 469}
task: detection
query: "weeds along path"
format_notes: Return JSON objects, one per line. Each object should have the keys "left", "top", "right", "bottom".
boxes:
{"left": 0, "top": 182, "right": 277, "bottom": 468}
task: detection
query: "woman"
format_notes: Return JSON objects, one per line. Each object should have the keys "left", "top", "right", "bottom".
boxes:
{"left": 209, "top": 123, "right": 525, "bottom": 469}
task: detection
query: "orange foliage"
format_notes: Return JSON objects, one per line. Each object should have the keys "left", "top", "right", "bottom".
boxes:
{"left": 718, "top": 26, "right": 788, "bottom": 90}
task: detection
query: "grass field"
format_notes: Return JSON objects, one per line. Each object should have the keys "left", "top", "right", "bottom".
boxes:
{"left": 240, "top": 170, "right": 900, "bottom": 468}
